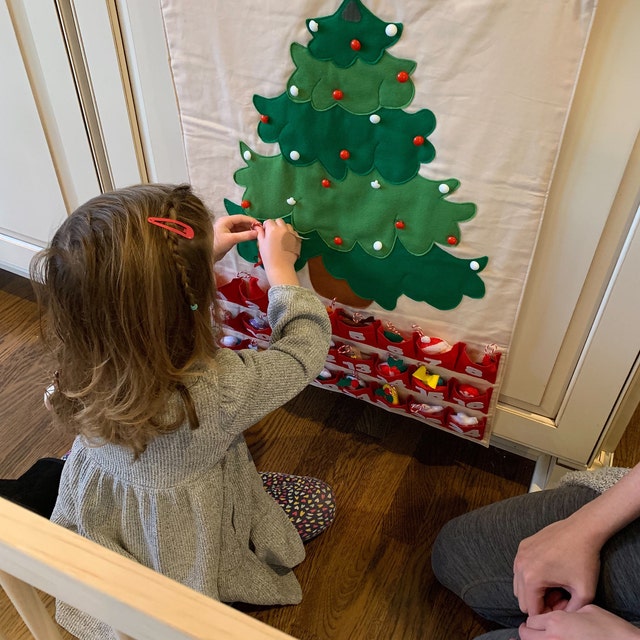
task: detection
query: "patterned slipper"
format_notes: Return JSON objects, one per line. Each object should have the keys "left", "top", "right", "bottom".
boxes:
{"left": 261, "top": 471, "right": 336, "bottom": 542}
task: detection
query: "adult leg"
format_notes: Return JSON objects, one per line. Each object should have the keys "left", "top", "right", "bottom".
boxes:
{"left": 474, "top": 630, "right": 520, "bottom": 640}
{"left": 431, "top": 485, "right": 598, "bottom": 629}
{"left": 598, "top": 516, "right": 640, "bottom": 626}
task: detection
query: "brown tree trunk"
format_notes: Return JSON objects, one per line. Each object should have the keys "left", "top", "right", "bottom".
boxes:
{"left": 307, "top": 256, "right": 372, "bottom": 309}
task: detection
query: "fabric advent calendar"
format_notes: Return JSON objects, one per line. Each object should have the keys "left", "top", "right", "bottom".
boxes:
{"left": 159, "top": 0, "right": 597, "bottom": 443}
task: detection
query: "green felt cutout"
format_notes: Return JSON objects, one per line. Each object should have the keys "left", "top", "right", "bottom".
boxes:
{"left": 318, "top": 242, "right": 488, "bottom": 310}
{"left": 306, "top": 0, "right": 403, "bottom": 68}
{"left": 225, "top": 0, "right": 489, "bottom": 312}
{"left": 230, "top": 220, "right": 487, "bottom": 311}
{"left": 287, "top": 43, "right": 415, "bottom": 115}
{"left": 254, "top": 93, "right": 435, "bottom": 183}
{"left": 232, "top": 143, "right": 475, "bottom": 258}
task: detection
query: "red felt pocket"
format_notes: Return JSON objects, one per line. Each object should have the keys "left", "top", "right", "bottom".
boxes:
{"left": 337, "top": 375, "right": 375, "bottom": 400}
{"left": 331, "top": 309, "right": 379, "bottom": 347}
{"left": 446, "top": 411, "right": 487, "bottom": 440}
{"left": 334, "top": 343, "right": 377, "bottom": 377}
{"left": 314, "top": 368, "right": 343, "bottom": 391}
{"left": 375, "top": 357, "right": 412, "bottom": 386}
{"left": 406, "top": 398, "right": 448, "bottom": 427}
{"left": 455, "top": 346, "right": 501, "bottom": 383}
{"left": 239, "top": 275, "right": 269, "bottom": 313}
{"left": 413, "top": 333, "right": 461, "bottom": 370}
{"left": 217, "top": 277, "right": 244, "bottom": 306}
{"left": 239, "top": 311, "right": 272, "bottom": 341}
{"left": 410, "top": 365, "right": 450, "bottom": 403}
{"left": 376, "top": 323, "right": 416, "bottom": 358}
{"left": 449, "top": 379, "right": 493, "bottom": 414}
{"left": 372, "top": 382, "right": 405, "bottom": 409}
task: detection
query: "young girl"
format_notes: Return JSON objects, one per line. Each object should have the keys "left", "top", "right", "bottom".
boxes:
{"left": 31, "top": 183, "right": 334, "bottom": 639}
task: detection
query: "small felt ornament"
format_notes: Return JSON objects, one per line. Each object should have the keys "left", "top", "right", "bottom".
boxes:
{"left": 378, "top": 355, "right": 407, "bottom": 374}
{"left": 382, "top": 322, "right": 403, "bottom": 343}
{"left": 338, "top": 375, "right": 373, "bottom": 399}
{"left": 240, "top": 311, "right": 272, "bottom": 340}
{"left": 447, "top": 411, "right": 487, "bottom": 440}
{"left": 335, "top": 343, "right": 377, "bottom": 375}
{"left": 337, "top": 374, "right": 366, "bottom": 390}
{"left": 220, "top": 335, "right": 242, "bottom": 348}
{"left": 314, "top": 368, "right": 341, "bottom": 389}
{"left": 458, "top": 383, "right": 480, "bottom": 398}
{"left": 411, "top": 365, "right": 448, "bottom": 402}
{"left": 450, "top": 380, "right": 493, "bottom": 413}
{"left": 417, "top": 335, "right": 452, "bottom": 355}
{"left": 450, "top": 412, "right": 479, "bottom": 427}
{"left": 376, "top": 355, "right": 411, "bottom": 385}
{"left": 407, "top": 400, "right": 447, "bottom": 426}
{"left": 374, "top": 382, "right": 400, "bottom": 406}
{"left": 412, "top": 365, "right": 445, "bottom": 391}
{"left": 337, "top": 343, "right": 363, "bottom": 359}
{"left": 375, "top": 321, "right": 415, "bottom": 357}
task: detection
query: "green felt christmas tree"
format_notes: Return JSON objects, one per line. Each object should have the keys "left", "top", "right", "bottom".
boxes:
{"left": 225, "top": 0, "right": 488, "bottom": 311}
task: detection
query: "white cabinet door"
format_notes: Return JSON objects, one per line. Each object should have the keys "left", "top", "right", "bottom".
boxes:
{"left": 0, "top": 0, "right": 99, "bottom": 275}
{"left": 493, "top": 0, "right": 640, "bottom": 466}
{"left": 0, "top": 0, "right": 147, "bottom": 277}
{"left": 112, "top": 0, "right": 639, "bottom": 467}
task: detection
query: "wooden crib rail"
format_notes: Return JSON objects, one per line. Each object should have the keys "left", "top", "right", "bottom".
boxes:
{"left": 0, "top": 497, "right": 296, "bottom": 640}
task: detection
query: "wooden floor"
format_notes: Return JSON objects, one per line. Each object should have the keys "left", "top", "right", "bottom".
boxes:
{"left": 1, "top": 268, "right": 638, "bottom": 640}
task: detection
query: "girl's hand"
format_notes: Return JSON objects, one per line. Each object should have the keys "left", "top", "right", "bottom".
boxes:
{"left": 213, "top": 214, "right": 259, "bottom": 261}
{"left": 256, "top": 218, "right": 301, "bottom": 286}
{"left": 513, "top": 516, "right": 600, "bottom": 616}
{"left": 519, "top": 605, "right": 640, "bottom": 640}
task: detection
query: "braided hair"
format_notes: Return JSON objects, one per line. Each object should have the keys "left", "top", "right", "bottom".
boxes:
{"left": 31, "top": 184, "right": 220, "bottom": 457}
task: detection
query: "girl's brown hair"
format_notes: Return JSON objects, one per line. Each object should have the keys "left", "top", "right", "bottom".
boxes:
{"left": 31, "top": 183, "right": 220, "bottom": 456}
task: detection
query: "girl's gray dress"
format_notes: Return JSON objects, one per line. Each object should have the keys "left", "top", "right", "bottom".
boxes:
{"left": 50, "top": 285, "right": 332, "bottom": 639}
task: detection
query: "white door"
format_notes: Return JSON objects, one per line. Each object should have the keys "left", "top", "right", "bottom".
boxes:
{"left": 493, "top": 0, "right": 640, "bottom": 466}
{"left": 0, "top": 0, "right": 96, "bottom": 275}
{"left": 0, "top": 0, "right": 145, "bottom": 277}
{"left": 64, "top": 0, "right": 640, "bottom": 468}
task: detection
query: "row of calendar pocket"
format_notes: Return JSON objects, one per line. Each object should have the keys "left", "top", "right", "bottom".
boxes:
{"left": 312, "top": 372, "right": 487, "bottom": 441}
{"left": 218, "top": 314, "right": 493, "bottom": 414}
{"left": 220, "top": 307, "right": 494, "bottom": 413}
{"left": 217, "top": 320, "right": 489, "bottom": 440}
{"left": 326, "top": 341, "right": 493, "bottom": 413}
{"left": 330, "top": 308, "right": 501, "bottom": 384}
{"left": 216, "top": 274, "right": 502, "bottom": 384}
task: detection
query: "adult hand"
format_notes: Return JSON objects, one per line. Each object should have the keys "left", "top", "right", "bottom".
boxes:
{"left": 518, "top": 604, "right": 640, "bottom": 640}
{"left": 513, "top": 516, "right": 600, "bottom": 615}
{"left": 213, "top": 214, "right": 259, "bottom": 261}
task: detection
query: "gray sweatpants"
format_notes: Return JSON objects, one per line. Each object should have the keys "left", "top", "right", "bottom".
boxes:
{"left": 431, "top": 485, "right": 640, "bottom": 640}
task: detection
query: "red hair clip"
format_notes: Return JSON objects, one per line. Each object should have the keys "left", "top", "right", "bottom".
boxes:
{"left": 147, "top": 217, "right": 195, "bottom": 239}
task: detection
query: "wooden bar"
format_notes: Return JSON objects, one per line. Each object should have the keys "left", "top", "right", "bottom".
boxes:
{"left": 0, "top": 497, "right": 296, "bottom": 640}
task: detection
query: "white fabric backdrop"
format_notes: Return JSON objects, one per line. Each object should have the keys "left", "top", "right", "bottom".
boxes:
{"left": 158, "top": 0, "right": 596, "bottom": 350}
